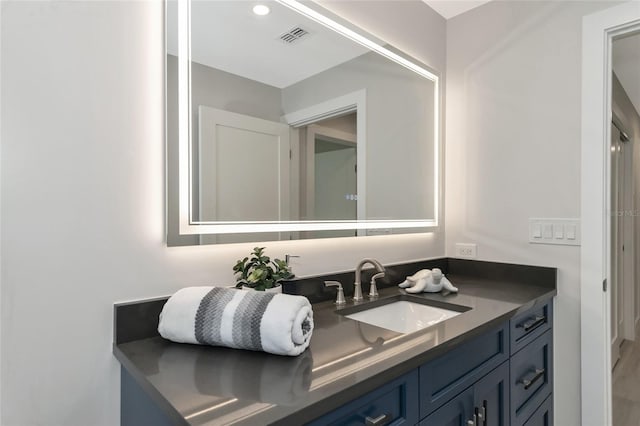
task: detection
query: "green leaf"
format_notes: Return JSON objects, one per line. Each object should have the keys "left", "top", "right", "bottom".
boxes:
{"left": 232, "top": 259, "right": 246, "bottom": 273}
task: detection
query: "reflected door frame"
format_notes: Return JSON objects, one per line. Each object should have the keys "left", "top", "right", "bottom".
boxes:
{"left": 283, "top": 89, "right": 367, "bottom": 235}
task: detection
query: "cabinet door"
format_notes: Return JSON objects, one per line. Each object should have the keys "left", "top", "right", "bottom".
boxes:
{"left": 419, "top": 387, "right": 474, "bottom": 426}
{"left": 473, "top": 362, "right": 510, "bottom": 426}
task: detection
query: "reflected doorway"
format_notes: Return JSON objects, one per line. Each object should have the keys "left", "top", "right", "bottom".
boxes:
{"left": 610, "top": 31, "right": 640, "bottom": 426}
{"left": 300, "top": 113, "right": 358, "bottom": 239}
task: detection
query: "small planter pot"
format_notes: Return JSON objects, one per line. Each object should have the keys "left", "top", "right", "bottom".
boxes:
{"left": 241, "top": 284, "right": 282, "bottom": 294}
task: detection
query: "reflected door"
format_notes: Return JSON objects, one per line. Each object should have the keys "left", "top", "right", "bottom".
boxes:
{"left": 198, "top": 106, "right": 290, "bottom": 243}
{"left": 314, "top": 138, "right": 357, "bottom": 221}
{"left": 304, "top": 123, "right": 357, "bottom": 238}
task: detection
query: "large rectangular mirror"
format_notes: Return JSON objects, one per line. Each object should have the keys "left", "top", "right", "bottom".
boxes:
{"left": 166, "top": 0, "right": 440, "bottom": 245}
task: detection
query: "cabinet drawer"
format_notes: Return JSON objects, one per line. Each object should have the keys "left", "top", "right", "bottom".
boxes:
{"left": 523, "top": 395, "right": 553, "bottom": 426}
{"left": 308, "top": 371, "right": 419, "bottom": 426}
{"left": 419, "top": 324, "right": 509, "bottom": 418}
{"left": 510, "top": 300, "right": 552, "bottom": 355}
{"left": 511, "top": 330, "right": 553, "bottom": 426}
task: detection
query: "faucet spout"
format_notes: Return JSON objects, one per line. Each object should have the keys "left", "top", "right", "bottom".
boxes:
{"left": 353, "top": 258, "right": 385, "bottom": 302}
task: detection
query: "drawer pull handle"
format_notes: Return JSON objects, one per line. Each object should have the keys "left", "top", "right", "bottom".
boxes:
{"left": 520, "top": 368, "right": 546, "bottom": 390}
{"left": 467, "top": 413, "right": 477, "bottom": 426}
{"left": 365, "top": 414, "right": 389, "bottom": 426}
{"left": 517, "top": 315, "right": 546, "bottom": 332}
{"left": 478, "top": 403, "right": 486, "bottom": 425}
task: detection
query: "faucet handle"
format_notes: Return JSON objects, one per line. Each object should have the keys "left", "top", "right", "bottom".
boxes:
{"left": 369, "top": 272, "right": 385, "bottom": 298}
{"left": 372, "top": 272, "right": 385, "bottom": 280}
{"left": 325, "top": 281, "right": 346, "bottom": 305}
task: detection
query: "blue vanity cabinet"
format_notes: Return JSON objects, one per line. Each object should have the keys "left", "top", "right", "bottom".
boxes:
{"left": 312, "top": 299, "right": 554, "bottom": 426}
{"left": 307, "top": 371, "right": 420, "bottom": 426}
{"left": 310, "top": 322, "right": 509, "bottom": 426}
{"left": 118, "top": 297, "right": 554, "bottom": 426}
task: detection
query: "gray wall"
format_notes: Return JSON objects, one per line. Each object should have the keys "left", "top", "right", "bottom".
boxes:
{"left": 0, "top": 1, "right": 446, "bottom": 425}
{"left": 282, "top": 51, "right": 436, "bottom": 221}
{"left": 445, "top": 2, "right": 622, "bottom": 425}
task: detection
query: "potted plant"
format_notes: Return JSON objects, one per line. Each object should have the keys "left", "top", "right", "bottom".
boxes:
{"left": 233, "top": 247, "right": 294, "bottom": 292}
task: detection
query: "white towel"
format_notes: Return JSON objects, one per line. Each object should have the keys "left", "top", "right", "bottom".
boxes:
{"left": 158, "top": 287, "right": 314, "bottom": 356}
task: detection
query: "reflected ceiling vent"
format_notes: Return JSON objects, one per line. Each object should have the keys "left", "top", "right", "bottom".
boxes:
{"left": 279, "top": 26, "right": 309, "bottom": 44}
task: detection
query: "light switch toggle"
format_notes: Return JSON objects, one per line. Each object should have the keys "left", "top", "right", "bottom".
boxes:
{"left": 554, "top": 226, "right": 564, "bottom": 239}
{"left": 532, "top": 224, "right": 542, "bottom": 239}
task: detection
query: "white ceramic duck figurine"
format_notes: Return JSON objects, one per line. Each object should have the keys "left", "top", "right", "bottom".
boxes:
{"left": 398, "top": 268, "right": 458, "bottom": 293}
{"left": 398, "top": 269, "right": 431, "bottom": 288}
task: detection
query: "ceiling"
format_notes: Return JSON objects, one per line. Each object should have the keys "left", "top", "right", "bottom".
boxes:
{"left": 166, "top": 1, "right": 368, "bottom": 89}
{"left": 422, "top": 0, "right": 492, "bottom": 19}
{"left": 613, "top": 33, "right": 640, "bottom": 118}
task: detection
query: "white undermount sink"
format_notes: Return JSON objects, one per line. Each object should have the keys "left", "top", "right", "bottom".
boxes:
{"left": 344, "top": 300, "right": 463, "bottom": 334}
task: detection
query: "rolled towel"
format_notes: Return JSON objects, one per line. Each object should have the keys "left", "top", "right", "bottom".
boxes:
{"left": 158, "top": 286, "right": 313, "bottom": 356}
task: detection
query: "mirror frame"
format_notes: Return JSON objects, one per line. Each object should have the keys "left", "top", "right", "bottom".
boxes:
{"left": 176, "top": 0, "right": 440, "bottom": 236}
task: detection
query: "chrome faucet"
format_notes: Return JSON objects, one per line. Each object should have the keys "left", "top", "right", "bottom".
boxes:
{"left": 353, "top": 259, "right": 385, "bottom": 302}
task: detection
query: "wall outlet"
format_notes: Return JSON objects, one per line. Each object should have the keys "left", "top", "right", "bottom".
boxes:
{"left": 455, "top": 243, "right": 477, "bottom": 259}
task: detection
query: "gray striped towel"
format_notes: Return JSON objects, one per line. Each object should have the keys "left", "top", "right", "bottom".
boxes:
{"left": 158, "top": 287, "right": 314, "bottom": 356}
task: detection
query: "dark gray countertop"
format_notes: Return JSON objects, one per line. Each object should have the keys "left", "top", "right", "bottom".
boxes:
{"left": 113, "top": 259, "right": 556, "bottom": 426}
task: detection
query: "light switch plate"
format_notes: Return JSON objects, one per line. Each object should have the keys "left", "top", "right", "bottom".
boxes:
{"left": 529, "top": 218, "right": 580, "bottom": 246}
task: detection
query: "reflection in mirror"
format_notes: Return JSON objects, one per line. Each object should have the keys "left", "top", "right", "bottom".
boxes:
{"left": 302, "top": 113, "right": 358, "bottom": 239}
{"left": 166, "top": 0, "right": 439, "bottom": 245}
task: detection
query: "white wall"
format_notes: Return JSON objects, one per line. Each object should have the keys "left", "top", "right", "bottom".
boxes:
{"left": 0, "top": 1, "right": 445, "bottom": 425}
{"left": 445, "top": 1, "right": 620, "bottom": 425}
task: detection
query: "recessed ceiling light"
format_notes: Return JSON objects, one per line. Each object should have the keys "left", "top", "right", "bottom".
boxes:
{"left": 253, "top": 4, "right": 270, "bottom": 16}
